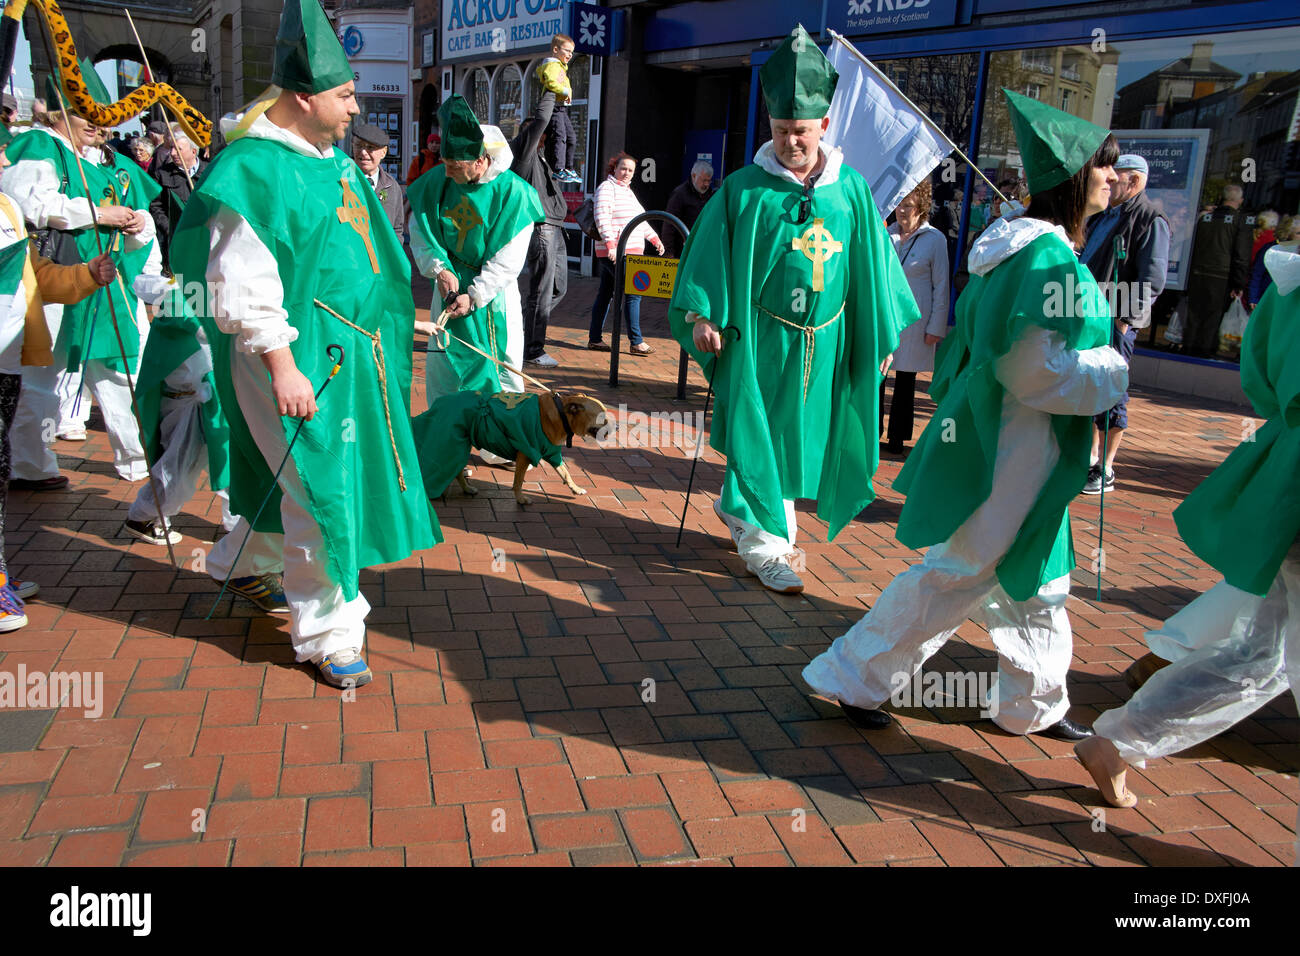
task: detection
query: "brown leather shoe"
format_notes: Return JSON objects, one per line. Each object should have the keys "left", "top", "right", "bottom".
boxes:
{"left": 9, "top": 475, "right": 69, "bottom": 491}
{"left": 629, "top": 343, "right": 654, "bottom": 355}
{"left": 587, "top": 340, "right": 611, "bottom": 351}
{"left": 1123, "top": 652, "right": 1170, "bottom": 692}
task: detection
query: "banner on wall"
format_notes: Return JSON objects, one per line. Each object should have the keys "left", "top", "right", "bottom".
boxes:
{"left": 1112, "top": 129, "right": 1211, "bottom": 292}
{"left": 442, "top": 0, "right": 568, "bottom": 64}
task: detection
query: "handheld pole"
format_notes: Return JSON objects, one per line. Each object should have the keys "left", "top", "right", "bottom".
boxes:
{"left": 675, "top": 326, "right": 741, "bottom": 547}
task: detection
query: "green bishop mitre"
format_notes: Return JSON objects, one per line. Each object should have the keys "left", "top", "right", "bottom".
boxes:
{"left": 760, "top": 24, "right": 838, "bottom": 120}
{"left": 438, "top": 94, "right": 484, "bottom": 161}
{"left": 79, "top": 57, "right": 113, "bottom": 106}
{"left": 1003, "top": 88, "right": 1110, "bottom": 195}
{"left": 273, "top": 0, "right": 354, "bottom": 95}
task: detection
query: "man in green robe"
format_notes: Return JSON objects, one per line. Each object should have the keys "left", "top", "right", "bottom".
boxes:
{"left": 668, "top": 25, "right": 920, "bottom": 595}
{"left": 408, "top": 95, "right": 543, "bottom": 419}
{"left": 803, "top": 91, "right": 1129, "bottom": 737}
{"left": 167, "top": 0, "right": 440, "bottom": 688}
{"left": 1078, "top": 244, "right": 1300, "bottom": 808}
{"left": 57, "top": 61, "right": 165, "bottom": 456}
{"left": 0, "top": 71, "right": 153, "bottom": 485}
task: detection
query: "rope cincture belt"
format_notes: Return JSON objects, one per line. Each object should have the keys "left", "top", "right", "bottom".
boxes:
{"left": 756, "top": 300, "right": 846, "bottom": 402}
{"left": 313, "top": 298, "right": 406, "bottom": 492}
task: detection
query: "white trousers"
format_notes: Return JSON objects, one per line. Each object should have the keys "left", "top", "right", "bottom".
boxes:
{"left": 57, "top": 302, "right": 151, "bottom": 479}
{"left": 53, "top": 360, "right": 149, "bottom": 480}
{"left": 205, "top": 346, "right": 370, "bottom": 663}
{"left": 1144, "top": 579, "right": 1258, "bottom": 663}
{"left": 1094, "top": 546, "right": 1299, "bottom": 768}
{"left": 10, "top": 359, "right": 61, "bottom": 480}
{"left": 721, "top": 495, "right": 798, "bottom": 566}
{"left": 127, "top": 394, "right": 236, "bottom": 532}
{"left": 802, "top": 394, "right": 1076, "bottom": 735}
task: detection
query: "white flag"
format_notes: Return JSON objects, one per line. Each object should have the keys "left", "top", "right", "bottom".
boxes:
{"left": 825, "top": 35, "right": 956, "bottom": 218}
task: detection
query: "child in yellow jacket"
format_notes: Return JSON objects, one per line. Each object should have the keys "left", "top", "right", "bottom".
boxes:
{"left": 0, "top": 127, "right": 115, "bottom": 631}
{"left": 536, "top": 34, "right": 581, "bottom": 184}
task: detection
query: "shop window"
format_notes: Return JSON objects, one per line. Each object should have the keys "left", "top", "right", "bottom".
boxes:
{"left": 462, "top": 67, "right": 490, "bottom": 123}
{"left": 970, "top": 27, "right": 1300, "bottom": 362}
{"left": 492, "top": 63, "right": 524, "bottom": 140}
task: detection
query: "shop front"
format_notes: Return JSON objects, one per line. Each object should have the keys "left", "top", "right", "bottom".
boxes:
{"left": 336, "top": 6, "right": 416, "bottom": 184}
{"left": 638, "top": 0, "right": 1300, "bottom": 402}
{"left": 440, "top": 0, "right": 605, "bottom": 270}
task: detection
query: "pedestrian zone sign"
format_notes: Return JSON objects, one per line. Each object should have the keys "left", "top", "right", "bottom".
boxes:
{"left": 623, "top": 255, "right": 679, "bottom": 298}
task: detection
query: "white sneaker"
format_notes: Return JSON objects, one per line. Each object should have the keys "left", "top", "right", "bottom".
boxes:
{"left": 477, "top": 449, "right": 511, "bottom": 466}
{"left": 711, "top": 498, "right": 740, "bottom": 548}
{"left": 746, "top": 556, "right": 804, "bottom": 594}
{"left": 57, "top": 427, "right": 87, "bottom": 441}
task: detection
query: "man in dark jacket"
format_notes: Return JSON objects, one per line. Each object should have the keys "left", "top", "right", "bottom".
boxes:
{"left": 1184, "top": 184, "right": 1254, "bottom": 357}
{"left": 149, "top": 132, "right": 205, "bottom": 275}
{"left": 663, "top": 160, "right": 714, "bottom": 259}
{"left": 351, "top": 122, "right": 408, "bottom": 239}
{"left": 510, "top": 92, "right": 568, "bottom": 368}
{"left": 1079, "top": 153, "right": 1170, "bottom": 495}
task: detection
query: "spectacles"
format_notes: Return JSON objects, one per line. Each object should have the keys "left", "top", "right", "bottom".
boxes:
{"left": 797, "top": 181, "right": 813, "bottom": 224}
{"left": 356, "top": 142, "right": 386, "bottom": 154}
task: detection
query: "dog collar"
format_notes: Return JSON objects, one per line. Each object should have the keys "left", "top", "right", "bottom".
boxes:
{"left": 549, "top": 392, "right": 574, "bottom": 448}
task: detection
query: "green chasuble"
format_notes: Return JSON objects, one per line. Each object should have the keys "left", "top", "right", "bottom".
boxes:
{"left": 667, "top": 158, "right": 919, "bottom": 541}
{"left": 5, "top": 129, "right": 159, "bottom": 373}
{"left": 407, "top": 166, "right": 543, "bottom": 392}
{"left": 1174, "top": 280, "right": 1300, "bottom": 595}
{"left": 893, "top": 231, "right": 1111, "bottom": 600}
{"left": 410, "top": 390, "right": 563, "bottom": 498}
{"left": 134, "top": 283, "right": 230, "bottom": 491}
{"left": 168, "top": 133, "right": 440, "bottom": 599}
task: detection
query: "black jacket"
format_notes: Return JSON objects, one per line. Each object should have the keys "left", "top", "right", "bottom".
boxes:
{"left": 510, "top": 92, "right": 568, "bottom": 227}
{"left": 1083, "top": 190, "right": 1169, "bottom": 328}
{"left": 150, "top": 157, "right": 206, "bottom": 272}
{"left": 1188, "top": 203, "right": 1254, "bottom": 288}
{"left": 663, "top": 179, "right": 713, "bottom": 258}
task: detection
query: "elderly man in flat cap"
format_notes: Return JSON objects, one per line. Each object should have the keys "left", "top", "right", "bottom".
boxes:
{"left": 352, "top": 121, "right": 408, "bottom": 238}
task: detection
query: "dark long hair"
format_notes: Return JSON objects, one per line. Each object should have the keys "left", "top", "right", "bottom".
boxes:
{"left": 1026, "top": 133, "right": 1119, "bottom": 247}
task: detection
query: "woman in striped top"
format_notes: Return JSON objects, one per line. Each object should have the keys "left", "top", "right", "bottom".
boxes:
{"left": 587, "top": 151, "right": 664, "bottom": 355}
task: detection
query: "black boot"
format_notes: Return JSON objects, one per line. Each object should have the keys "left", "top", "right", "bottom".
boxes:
{"left": 1036, "top": 717, "right": 1093, "bottom": 740}
{"left": 841, "top": 703, "right": 893, "bottom": 729}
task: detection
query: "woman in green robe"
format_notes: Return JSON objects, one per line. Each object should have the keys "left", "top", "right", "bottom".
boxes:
{"left": 1078, "top": 245, "right": 1300, "bottom": 809}
{"left": 803, "top": 92, "right": 1128, "bottom": 739}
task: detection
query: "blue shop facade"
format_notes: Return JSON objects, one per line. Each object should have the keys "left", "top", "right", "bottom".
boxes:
{"left": 611, "top": 0, "right": 1300, "bottom": 400}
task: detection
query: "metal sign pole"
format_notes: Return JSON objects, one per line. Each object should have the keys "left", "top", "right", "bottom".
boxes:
{"left": 605, "top": 209, "right": 689, "bottom": 388}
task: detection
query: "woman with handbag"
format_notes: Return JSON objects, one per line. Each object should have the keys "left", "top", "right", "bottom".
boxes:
{"left": 587, "top": 151, "right": 664, "bottom": 356}
{"left": 880, "top": 179, "right": 949, "bottom": 453}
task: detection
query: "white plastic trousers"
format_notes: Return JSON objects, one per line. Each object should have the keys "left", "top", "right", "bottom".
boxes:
{"left": 722, "top": 495, "right": 798, "bottom": 566}
{"left": 127, "top": 394, "right": 235, "bottom": 529}
{"left": 205, "top": 347, "right": 370, "bottom": 663}
{"left": 1145, "top": 579, "right": 1258, "bottom": 663}
{"left": 56, "top": 303, "right": 151, "bottom": 480}
{"left": 1094, "top": 546, "right": 1299, "bottom": 769}
{"left": 802, "top": 394, "right": 1076, "bottom": 735}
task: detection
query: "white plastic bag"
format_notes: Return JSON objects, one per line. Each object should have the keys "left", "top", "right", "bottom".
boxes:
{"left": 1217, "top": 297, "right": 1249, "bottom": 358}
{"left": 1163, "top": 308, "right": 1183, "bottom": 344}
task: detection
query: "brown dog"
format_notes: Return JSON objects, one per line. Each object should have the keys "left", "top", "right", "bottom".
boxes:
{"left": 412, "top": 389, "right": 608, "bottom": 506}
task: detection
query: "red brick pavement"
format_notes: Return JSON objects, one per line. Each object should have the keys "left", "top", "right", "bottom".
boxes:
{"left": 0, "top": 274, "right": 1295, "bottom": 866}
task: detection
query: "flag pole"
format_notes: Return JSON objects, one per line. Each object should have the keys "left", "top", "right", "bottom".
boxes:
{"left": 827, "top": 31, "right": 1010, "bottom": 207}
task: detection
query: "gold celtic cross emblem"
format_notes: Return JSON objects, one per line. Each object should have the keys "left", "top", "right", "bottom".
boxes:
{"left": 337, "top": 177, "right": 379, "bottom": 273}
{"left": 791, "top": 218, "right": 842, "bottom": 293}
{"left": 444, "top": 195, "right": 483, "bottom": 255}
